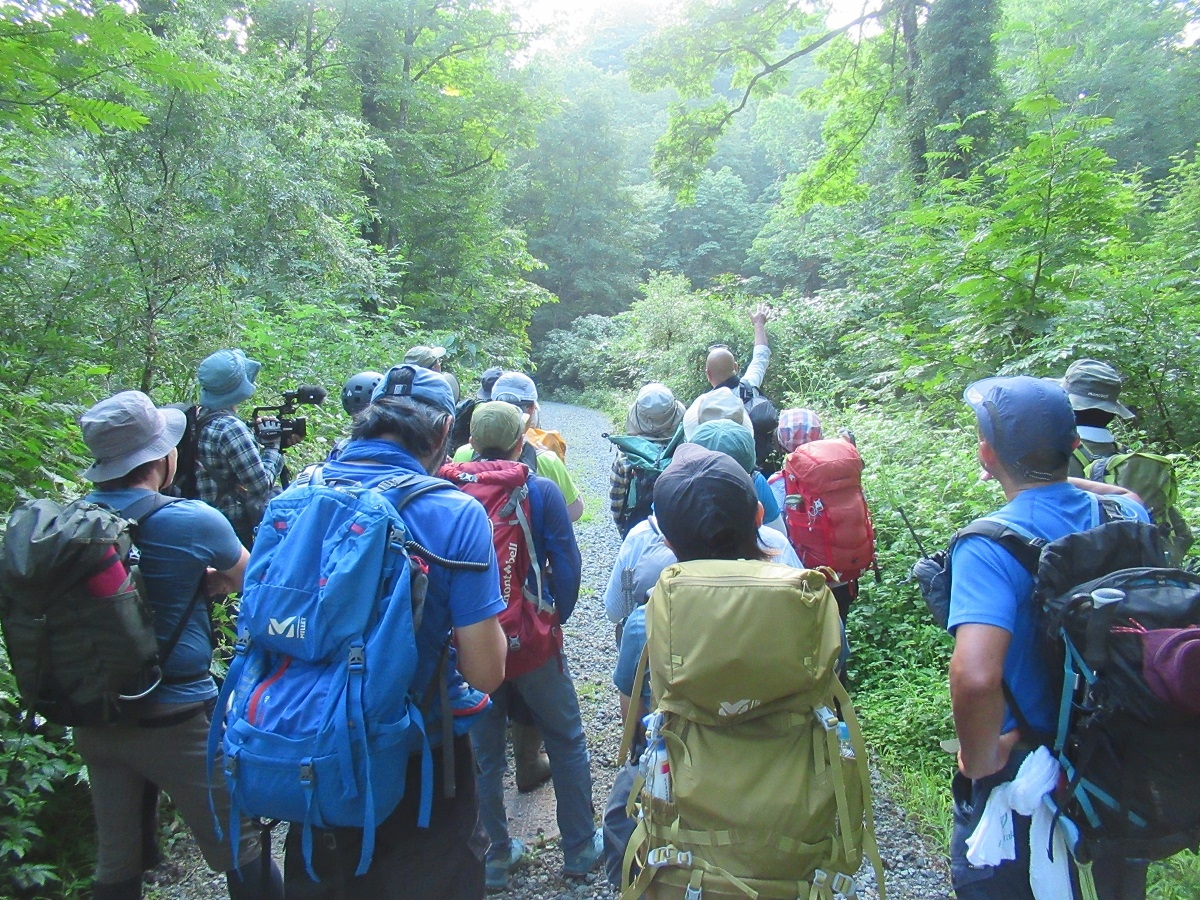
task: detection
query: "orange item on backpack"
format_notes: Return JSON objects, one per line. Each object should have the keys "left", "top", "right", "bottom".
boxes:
{"left": 525, "top": 427, "right": 567, "bottom": 463}
{"left": 781, "top": 438, "right": 876, "bottom": 584}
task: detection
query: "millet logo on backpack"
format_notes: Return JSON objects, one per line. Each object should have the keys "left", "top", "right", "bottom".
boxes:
{"left": 268, "top": 616, "right": 307, "bottom": 639}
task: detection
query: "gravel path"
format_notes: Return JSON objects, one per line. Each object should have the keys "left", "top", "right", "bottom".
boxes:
{"left": 147, "top": 400, "right": 952, "bottom": 900}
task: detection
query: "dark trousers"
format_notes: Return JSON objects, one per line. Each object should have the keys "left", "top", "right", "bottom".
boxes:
{"left": 284, "top": 734, "right": 489, "bottom": 900}
{"left": 951, "top": 758, "right": 1149, "bottom": 900}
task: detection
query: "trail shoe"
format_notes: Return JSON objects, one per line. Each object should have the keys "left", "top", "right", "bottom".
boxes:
{"left": 512, "top": 722, "right": 552, "bottom": 792}
{"left": 485, "top": 837, "right": 527, "bottom": 892}
{"left": 561, "top": 827, "right": 604, "bottom": 878}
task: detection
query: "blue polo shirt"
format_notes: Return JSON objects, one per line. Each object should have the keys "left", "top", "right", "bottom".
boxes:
{"left": 322, "top": 440, "right": 506, "bottom": 718}
{"left": 949, "top": 482, "right": 1146, "bottom": 734}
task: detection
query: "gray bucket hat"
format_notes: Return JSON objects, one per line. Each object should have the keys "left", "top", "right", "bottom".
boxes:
{"left": 626, "top": 382, "right": 685, "bottom": 439}
{"left": 198, "top": 348, "right": 261, "bottom": 409}
{"left": 1061, "top": 358, "right": 1134, "bottom": 419}
{"left": 80, "top": 391, "right": 187, "bottom": 482}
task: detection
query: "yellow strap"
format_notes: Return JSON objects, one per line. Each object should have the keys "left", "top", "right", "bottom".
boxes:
{"left": 621, "top": 818, "right": 649, "bottom": 899}
{"left": 1076, "top": 859, "right": 1098, "bottom": 900}
{"left": 625, "top": 771, "right": 645, "bottom": 819}
{"left": 832, "top": 678, "right": 887, "bottom": 900}
{"left": 824, "top": 725, "right": 855, "bottom": 866}
{"left": 618, "top": 644, "right": 650, "bottom": 765}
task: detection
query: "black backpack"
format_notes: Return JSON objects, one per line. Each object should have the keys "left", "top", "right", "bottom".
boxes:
{"left": 0, "top": 493, "right": 205, "bottom": 725}
{"left": 737, "top": 380, "right": 780, "bottom": 474}
{"left": 450, "top": 396, "right": 479, "bottom": 452}
{"left": 167, "top": 403, "right": 223, "bottom": 499}
{"left": 913, "top": 503, "right": 1200, "bottom": 862}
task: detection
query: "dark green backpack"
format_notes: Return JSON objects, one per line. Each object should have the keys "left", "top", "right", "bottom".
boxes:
{"left": 606, "top": 434, "right": 674, "bottom": 539}
{"left": 1082, "top": 450, "right": 1193, "bottom": 565}
{"left": 0, "top": 494, "right": 190, "bottom": 725}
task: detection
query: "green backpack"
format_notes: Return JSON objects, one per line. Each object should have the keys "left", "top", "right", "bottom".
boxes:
{"left": 1083, "top": 450, "right": 1193, "bottom": 564}
{"left": 618, "top": 560, "right": 885, "bottom": 900}
{"left": 607, "top": 433, "right": 674, "bottom": 538}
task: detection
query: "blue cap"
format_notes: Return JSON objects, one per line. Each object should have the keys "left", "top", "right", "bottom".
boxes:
{"left": 963, "top": 376, "right": 1078, "bottom": 480}
{"left": 371, "top": 364, "right": 456, "bottom": 418}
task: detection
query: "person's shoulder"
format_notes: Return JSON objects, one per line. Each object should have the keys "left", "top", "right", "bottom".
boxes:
{"left": 534, "top": 449, "right": 567, "bottom": 473}
{"left": 530, "top": 470, "right": 566, "bottom": 501}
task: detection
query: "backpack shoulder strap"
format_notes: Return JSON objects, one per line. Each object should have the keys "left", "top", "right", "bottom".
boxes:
{"left": 119, "top": 491, "right": 181, "bottom": 525}
{"left": 952, "top": 517, "right": 1045, "bottom": 576}
{"left": 372, "top": 474, "right": 491, "bottom": 572}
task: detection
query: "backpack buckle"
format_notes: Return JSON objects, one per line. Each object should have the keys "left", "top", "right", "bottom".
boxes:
{"left": 646, "top": 846, "right": 691, "bottom": 868}
{"left": 831, "top": 872, "right": 857, "bottom": 898}
{"left": 234, "top": 629, "right": 250, "bottom": 654}
{"left": 811, "top": 869, "right": 830, "bottom": 890}
{"left": 814, "top": 706, "right": 838, "bottom": 731}
{"left": 348, "top": 644, "right": 365, "bottom": 671}
{"left": 299, "top": 762, "right": 314, "bottom": 785}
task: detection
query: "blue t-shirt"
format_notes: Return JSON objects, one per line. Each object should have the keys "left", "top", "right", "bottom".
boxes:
{"left": 322, "top": 439, "right": 506, "bottom": 728}
{"left": 753, "top": 471, "right": 781, "bottom": 523}
{"left": 949, "top": 482, "right": 1147, "bottom": 734}
{"left": 87, "top": 488, "right": 243, "bottom": 705}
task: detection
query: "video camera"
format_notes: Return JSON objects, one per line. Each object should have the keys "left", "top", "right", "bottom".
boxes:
{"left": 251, "top": 384, "right": 327, "bottom": 446}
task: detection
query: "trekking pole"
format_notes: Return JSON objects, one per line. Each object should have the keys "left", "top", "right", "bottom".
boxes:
{"left": 896, "top": 506, "right": 929, "bottom": 559}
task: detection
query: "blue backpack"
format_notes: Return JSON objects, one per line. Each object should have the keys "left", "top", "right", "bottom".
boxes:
{"left": 207, "top": 470, "right": 487, "bottom": 880}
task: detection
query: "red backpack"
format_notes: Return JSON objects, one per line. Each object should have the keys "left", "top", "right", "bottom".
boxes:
{"left": 438, "top": 460, "right": 561, "bottom": 679}
{"left": 781, "top": 438, "right": 876, "bottom": 584}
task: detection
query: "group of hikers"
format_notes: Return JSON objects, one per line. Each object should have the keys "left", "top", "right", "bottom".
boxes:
{"left": 2, "top": 307, "right": 1198, "bottom": 900}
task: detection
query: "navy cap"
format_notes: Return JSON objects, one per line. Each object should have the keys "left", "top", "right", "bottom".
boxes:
{"left": 371, "top": 364, "right": 456, "bottom": 418}
{"left": 963, "top": 376, "right": 1078, "bottom": 481}
{"left": 653, "top": 444, "right": 759, "bottom": 561}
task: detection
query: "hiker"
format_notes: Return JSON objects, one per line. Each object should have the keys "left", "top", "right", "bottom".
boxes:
{"left": 1061, "top": 358, "right": 1134, "bottom": 476}
{"left": 679, "top": 413, "right": 783, "bottom": 531}
{"left": 607, "top": 382, "right": 685, "bottom": 536}
{"left": 444, "top": 401, "right": 601, "bottom": 891}
{"left": 453, "top": 371, "right": 584, "bottom": 522}
{"left": 683, "top": 304, "right": 780, "bottom": 472}
{"left": 608, "top": 445, "right": 880, "bottom": 896}
{"left": 405, "top": 343, "right": 460, "bottom": 401}
{"left": 477, "top": 365, "right": 504, "bottom": 401}
{"left": 72, "top": 391, "right": 281, "bottom": 900}
{"left": 277, "top": 364, "right": 508, "bottom": 899}
{"left": 194, "top": 349, "right": 286, "bottom": 547}
{"left": 767, "top": 407, "right": 823, "bottom": 511}
{"left": 949, "top": 376, "right": 1149, "bottom": 899}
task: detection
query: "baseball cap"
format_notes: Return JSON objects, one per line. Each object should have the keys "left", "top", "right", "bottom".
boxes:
{"left": 682, "top": 387, "right": 755, "bottom": 440}
{"left": 371, "top": 364, "right": 456, "bottom": 418}
{"left": 1061, "top": 358, "right": 1134, "bottom": 419}
{"left": 653, "top": 444, "right": 759, "bottom": 562}
{"left": 80, "top": 391, "right": 187, "bottom": 482}
{"left": 776, "top": 408, "right": 823, "bottom": 452}
{"left": 963, "top": 376, "right": 1078, "bottom": 481}
{"left": 197, "top": 348, "right": 261, "bottom": 409}
{"left": 626, "top": 382, "right": 685, "bottom": 439}
{"left": 478, "top": 366, "right": 504, "bottom": 400}
{"left": 470, "top": 401, "right": 528, "bottom": 456}
{"left": 491, "top": 372, "right": 539, "bottom": 406}
{"left": 689, "top": 419, "right": 755, "bottom": 474}
{"left": 403, "top": 345, "right": 447, "bottom": 369}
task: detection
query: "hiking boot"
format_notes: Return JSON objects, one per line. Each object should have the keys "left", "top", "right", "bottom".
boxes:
{"left": 561, "top": 827, "right": 604, "bottom": 879}
{"left": 485, "top": 837, "right": 527, "bottom": 892}
{"left": 512, "top": 722, "right": 552, "bottom": 792}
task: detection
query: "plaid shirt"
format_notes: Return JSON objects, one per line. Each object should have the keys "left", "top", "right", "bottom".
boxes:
{"left": 195, "top": 411, "right": 283, "bottom": 533}
{"left": 609, "top": 454, "right": 634, "bottom": 523}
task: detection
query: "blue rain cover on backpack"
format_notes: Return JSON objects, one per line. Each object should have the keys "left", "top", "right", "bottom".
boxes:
{"left": 209, "top": 472, "right": 452, "bottom": 879}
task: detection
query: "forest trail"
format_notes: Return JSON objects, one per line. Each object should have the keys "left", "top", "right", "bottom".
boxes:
{"left": 147, "top": 400, "right": 953, "bottom": 900}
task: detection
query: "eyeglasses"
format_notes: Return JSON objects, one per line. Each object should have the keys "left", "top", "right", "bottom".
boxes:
{"left": 707, "top": 342, "right": 729, "bottom": 351}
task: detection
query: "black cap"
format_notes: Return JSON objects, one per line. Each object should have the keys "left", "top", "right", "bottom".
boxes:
{"left": 653, "top": 444, "right": 759, "bottom": 561}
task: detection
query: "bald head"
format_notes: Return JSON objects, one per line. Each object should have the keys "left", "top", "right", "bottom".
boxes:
{"left": 705, "top": 348, "right": 737, "bottom": 387}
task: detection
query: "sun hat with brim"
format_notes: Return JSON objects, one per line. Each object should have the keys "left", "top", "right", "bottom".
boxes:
{"left": 492, "top": 372, "right": 539, "bottom": 406}
{"left": 1061, "top": 358, "right": 1134, "bottom": 419}
{"left": 682, "top": 387, "right": 754, "bottom": 441}
{"left": 963, "top": 376, "right": 1078, "bottom": 481}
{"left": 626, "top": 382, "right": 685, "bottom": 440}
{"left": 403, "top": 345, "right": 447, "bottom": 369}
{"left": 689, "top": 419, "right": 756, "bottom": 474}
{"left": 470, "top": 401, "right": 529, "bottom": 456}
{"left": 80, "top": 391, "right": 187, "bottom": 482}
{"left": 198, "top": 348, "right": 261, "bottom": 409}
{"left": 653, "top": 444, "right": 758, "bottom": 563}
{"left": 371, "top": 364, "right": 457, "bottom": 418}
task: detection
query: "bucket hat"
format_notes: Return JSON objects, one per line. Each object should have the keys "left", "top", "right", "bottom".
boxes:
{"left": 689, "top": 419, "right": 755, "bottom": 474}
{"left": 80, "top": 391, "right": 187, "bottom": 482}
{"left": 403, "top": 345, "right": 447, "bottom": 369}
{"left": 626, "top": 383, "right": 685, "bottom": 440}
{"left": 683, "top": 387, "right": 754, "bottom": 441}
{"left": 198, "top": 349, "right": 261, "bottom": 409}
